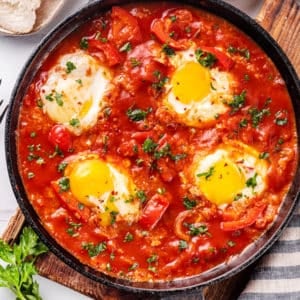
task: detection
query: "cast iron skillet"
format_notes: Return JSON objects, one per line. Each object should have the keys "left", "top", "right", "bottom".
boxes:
{"left": 5, "top": 0, "right": 300, "bottom": 296}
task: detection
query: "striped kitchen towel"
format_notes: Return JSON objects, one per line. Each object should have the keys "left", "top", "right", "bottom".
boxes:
{"left": 239, "top": 202, "right": 300, "bottom": 299}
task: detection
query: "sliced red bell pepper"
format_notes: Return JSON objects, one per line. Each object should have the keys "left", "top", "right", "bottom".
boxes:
{"left": 201, "top": 46, "right": 234, "bottom": 70}
{"left": 88, "top": 39, "right": 122, "bottom": 66}
{"left": 220, "top": 204, "right": 266, "bottom": 231}
{"left": 151, "top": 19, "right": 190, "bottom": 50}
{"left": 109, "top": 6, "right": 142, "bottom": 47}
{"left": 51, "top": 181, "right": 90, "bottom": 222}
{"left": 139, "top": 193, "right": 170, "bottom": 230}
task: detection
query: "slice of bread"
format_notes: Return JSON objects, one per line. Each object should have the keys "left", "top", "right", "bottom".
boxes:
{"left": 0, "top": 0, "right": 41, "bottom": 33}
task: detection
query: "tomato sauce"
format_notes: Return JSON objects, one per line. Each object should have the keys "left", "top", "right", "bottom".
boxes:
{"left": 17, "top": 3, "right": 297, "bottom": 282}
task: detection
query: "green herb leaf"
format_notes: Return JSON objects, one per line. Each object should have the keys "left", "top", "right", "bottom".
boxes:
{"left": 183, "top": 196, "right": 197, "bottom": 210}
{"left": 119, "top": 42, "right": 132, "bottom": 52}
{"left": 275, "top": 110, "right": 288, "bottom": 126}
{"left": 259, "top": 152, "right": 269, "bottom": 160}
{"left": 246, "top": 173, "right": 258, "bottom": 189}
{"left": 127, "top": 107, "right": 151, "bottom": 122}
{"left": 54, "top": 91, "right": 63, "bottom": 106}
{"left": 178, "top": 240, "right": 188, "bottom": 251}
{"left": 197, "top": 166, "right": 215, "bottom": 180}
{"left": 0, "top": 227, "right": 47, "bottom": 300}
{"left": 228, "top": 90, "right": 246, "bottom": 112}
{"left": 195, "top": 49, "right": 217, "bottom": 68}
{"left": 124, "top": 232, "right": 134, "bottom": 242}
{"left": 58, "top": 177, "right": 70, "bottom": 192}
{"left": 188, "top": 224, "right": 208, "bottom": 236}
{"left": 130, "top": 57, "right": 141, "bottom": 68}
{"left": 80, "top": 37, "right": 89, "bottom": 49}
{"left": 82, "top": 241, "right": 107, "bottom": 257}
{"left": 142, "top": 138, "right": 157, "bottom": 153}
{"left": 69, "top": 118, "right": 80, "bottom": 127}
{"left": 136, "top": 190, "right": 147, "bottom": 203}
{"left": 66, "top": 61, "right": 76, "bottom": 74}
{"left": 162, "top": 44, "right": 175, "bottom": 56}
{"left": 248, "top": 107, "right": 270, "bottom": 128}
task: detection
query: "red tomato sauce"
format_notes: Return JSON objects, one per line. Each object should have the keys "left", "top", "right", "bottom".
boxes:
{"left": 17, "top": 3, "right": 297, "bottom": 282}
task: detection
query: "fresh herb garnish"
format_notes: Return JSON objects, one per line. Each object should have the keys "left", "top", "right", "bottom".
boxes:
{"left": 136, "top": 190, "right": 147, "bottom": 203}
{"left": 80, "top": 37, "right": 89, "bottom": 49}
{"left": 259, "top": 152, "right": 269, "bottom": 160}
{"left": 69, "top": 118, "right": 80, "bottom": 127}
{"left": 57, "top": 162, "right": 68, "bottom": 173}
{"left": 123, "top": 232, "right": 134, "bottom": 242}
{"left": 54, "top": 91, "right": 63, "bottom": 106}
{"left": 228, "top": 90, "right": 246, "bottom": 112}
{"left": 195, "top": 49, "right": 217, "bottom": 68}
{"left": 197, "top": 166, "right": 215, "bottom": 180}
{"left": 246, "top": 173, "right": 258, "bottom": 189}
{"left": 248, "top": 107, "right": 270, "bottom": 128}
{"left": 142, "top": 138, "right": 157, "bottom": 153}
{"left": 188, "top": 224, "right": 208, "bottom": 236}
{"left": 178, "top": 240, "right": 188, "bottom": 251}
{"left": 162, "top": 44, "right": 175, "bottom": 56}
{"left": 82, "top": 242, "right": 107, "bottom": 257}
{"left": 183, "top": 196, "right": 197, "bottom": 210}
{"left": 169, "top": 15, "right": 177, "bottom": 22}
{"left": 130, "top": 57, "right": 141, "bottom": 68}
{"left": 66, "top": 61, "right": 76, "bottom": 74}
{"left": 0, "top": 227, "right": 48, "bottom": 300}
{"left": 126, "top": 107, "right": 151, "bottom": 122}
{"left": 58, "top": 177, "right": 70, "bottom": 192}
{"left": 274, "top": 110, "right": 288, "bottom": 126}
{"left": 119, "top": 42, "right": 132, "bottom": 52}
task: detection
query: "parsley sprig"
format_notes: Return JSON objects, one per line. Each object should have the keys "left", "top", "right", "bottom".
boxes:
{"left": 0, "top": 227, "right": 48, "bottom": 300}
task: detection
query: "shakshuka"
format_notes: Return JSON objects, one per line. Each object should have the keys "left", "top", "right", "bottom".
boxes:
{"left": 17, "top": 3, "right": 297, "bottom": 282}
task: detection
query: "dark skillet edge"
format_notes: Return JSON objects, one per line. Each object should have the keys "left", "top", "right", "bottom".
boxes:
{"left": 4, "top": 0, "right": 300, "bottom": 296}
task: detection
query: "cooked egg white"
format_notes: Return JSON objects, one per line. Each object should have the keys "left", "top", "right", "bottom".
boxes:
{"left": 164, "top": 47, "right": 235, "bottom": 127}
{"left": 182, "top": 141, "right": 268, "bottom": 206}
{"left": 40, "top": 50, "right": 113, "bottom": 135}
{"left": 62, "top": 152, "right": 140, "bottom": 225}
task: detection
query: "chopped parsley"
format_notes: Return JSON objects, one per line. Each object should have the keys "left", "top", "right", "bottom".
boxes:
{"left": 197, "top": 166, "right": 215, "bottom": 180}
{"left": 183, "top": 196, "right": 197, "bottom": 210}
{"left": 30, "top": 131, "right": 37, "bottom": 138}
{"left": 126, "top": 107, "right": 151, "bottom": 122}
{"left": 259, "top": 152, "right": 269, "bottom": 160}
{"left": 79, "top": 37, "right": 89, "bottom": 49}
{"left": 136, "top": 190, "right": 147, "bottom": 203}
{"left": 275, "top": 110, "right": 288, "bottom": 126}
{"left": 58, "top": 177, "right": 70, "bottom": 192}
{"left": 119, "top": 42, "right": 132, "bottom": 52}
{"left": 188, "top": 224, "right": 208, "bottom": 236}
{"left": 130, "top": 57, "right": 141, "bottom": 68}
{"left": 162, "top": 44, "right": 175, "bottom": 56}
{"left": 76, "top": 79, "right": 82, "bottom": 85}
{"left": 228, "top": 90, "right": 247, "bottom": 112}
{"left": 45, "top": 93, "right": 54, "bottom": 102}
{"left": 128, "top": 262, "right": 139, "bottom": 271}
{"left": 123, "top": 232, "right": 134, "bottom": 242}
{"left": 66, "top": 61, "right": 76, "bottom": 74}
{"left": 110, "top": 211, "right": 118, "bottom": 225}
{"left": 142, "top": 138, "right": 157, "bottom": 153}
{"left": 66, "top": 222, "right": 81, "bottom": 237}
{"left": 152, "top": 71, "right": 169, "bottom": 92}
{"left": 169, "top": 15, "right": 177, "bottom": 22}
{"left": 82, "top": 242, "right": 107, "bottom": 257}
{"left": 246, "top": 173, "right": 258, "bottom": 189}
{"left": 57, "top": 162, "right": 68, "bottom": 173}
{"left": 227, "top": 45, "right": 250, "bottom": 60}
{"left": 239, "top": 118, "right": 248, "bottom": 128}
{"left": 248, "top": 107, "right": 270, "bottom": 128}
{"left": 195, "top": 49, "right": 217, "bottom": 68}
{"left": 178, "top": 240, "right": 188, "bottom": 251}
{"left": 69, "top": 118, "right": 80, "bottom": 127}
{"left": 54, "top": 91, "right": 63, "bottom": 106}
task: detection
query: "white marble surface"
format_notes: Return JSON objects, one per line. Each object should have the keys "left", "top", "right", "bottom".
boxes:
{"left": 0, "top": 1, "right": 262, "bottom": 299}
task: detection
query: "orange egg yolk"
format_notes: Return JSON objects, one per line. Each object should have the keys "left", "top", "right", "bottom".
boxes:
{"left": 171, "top": 61, "right": 211, "bottom": 104}
{"left": 198, "top": 158, "right": 245, "bottom": 205}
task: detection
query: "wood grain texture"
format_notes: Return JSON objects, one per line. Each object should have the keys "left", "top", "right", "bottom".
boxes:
{"left": 256, "top": 0, "right": 300, "bottom": 75}
{"left": 2, "top": 1, "right": 299, "bottom": 299}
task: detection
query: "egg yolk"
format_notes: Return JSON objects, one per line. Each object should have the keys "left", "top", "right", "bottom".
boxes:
{"left": 69, "top": 159, "right": 114, "bottom": 205}
{"left": 198, "top": 159, "right": 245, "bottom": 205}
{"left": 171, "top": 61, "right": 211, "bottom": 104}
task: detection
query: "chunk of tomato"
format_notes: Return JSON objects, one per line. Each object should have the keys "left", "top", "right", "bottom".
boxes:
{"left": 109, "top": 6, "right": 142, "bottom": 47}
{"left": 48, "top": 124, "right": 72, "bottom": 152}
{"left": 88, "top": 39, "right": 122, "bottom": 66}
{"left": 220, "top": 204, "right": 266, "bottom": 231}
{"left": 139, "top": 193, "right": 170, "bottom": 230}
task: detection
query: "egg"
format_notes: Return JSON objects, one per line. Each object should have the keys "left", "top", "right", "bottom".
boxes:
{"left": 163, "top": 47, "right": 235, "bottom": 127}
{"left": 61, "top": 152, "right": 140, "bottom": 225}
{"left": 182, "top": 141, "right": 268, "bottom": 206}
{"left": 40, "top": 50, "right": 113, "bottom": 135}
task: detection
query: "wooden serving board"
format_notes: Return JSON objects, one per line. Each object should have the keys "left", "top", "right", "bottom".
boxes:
{"left": 2, "top": 0, "right": 300, "bottom": 299}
